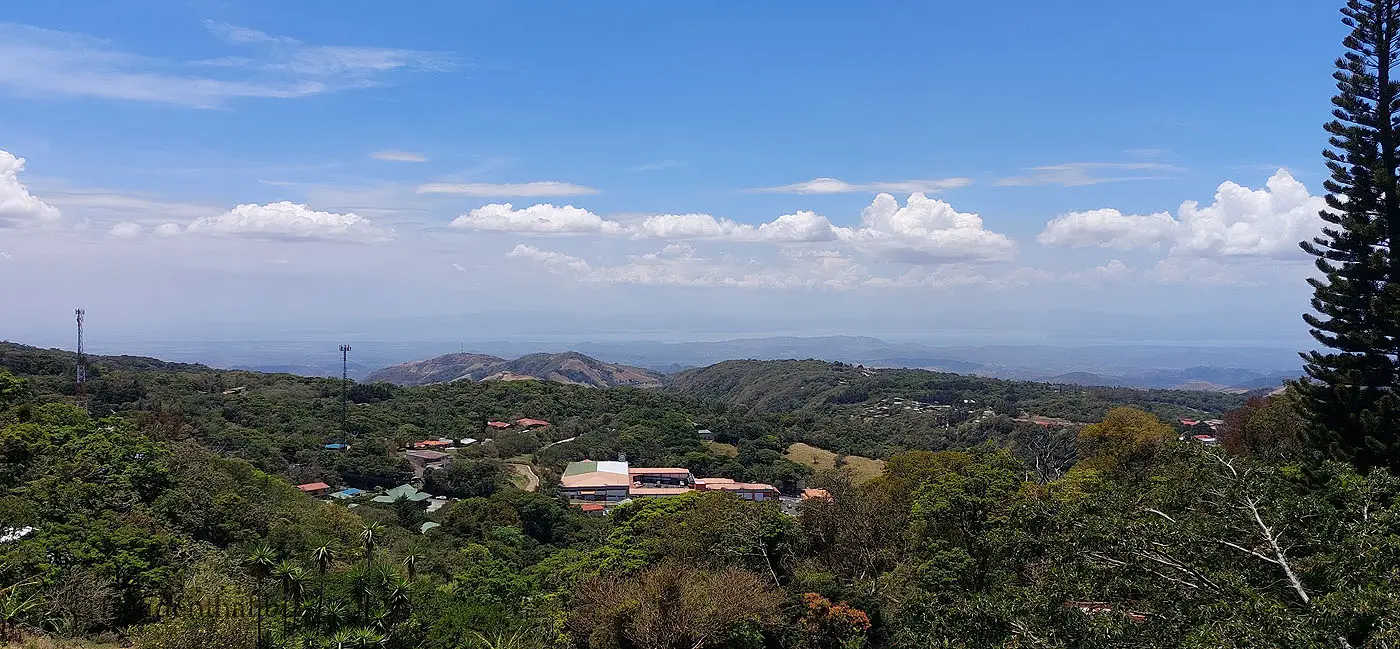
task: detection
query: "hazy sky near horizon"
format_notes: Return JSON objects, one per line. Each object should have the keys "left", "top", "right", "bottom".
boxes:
{"left": 0, "top": 1, "right": 1345, "bottom": 349}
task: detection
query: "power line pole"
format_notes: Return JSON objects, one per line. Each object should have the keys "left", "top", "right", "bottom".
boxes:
{"left": 75, "top": 308, "right": 87, "bottom": 410}
{"left": 340, "top": 344, "right": 352, "bottom": 430}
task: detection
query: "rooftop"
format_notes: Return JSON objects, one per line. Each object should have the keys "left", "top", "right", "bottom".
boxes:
{"left": 629, "top": 467, "right": 691, "bottom": 475}
{"left": 702, "top": 481, "right": 779, "bottom": 493}
{"left": 405, "top": 449, "right": 450, "bottom": 461}
{"left": 516, "top": 418, "right": 551, "bottom": 427}
{"left": 629, "top": 486, "right": 693, "bottom": 496}
{"left": 297, "top": 482, "right": 331, "bottom": 492}
{"left": 563, "top": 460, "right": 629, "bottom": 477}
{"left": 373, "top": 484, "right": 433, "bottom": 503}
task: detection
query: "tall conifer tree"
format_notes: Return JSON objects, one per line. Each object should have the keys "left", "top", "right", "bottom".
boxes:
{"left": 1300, "top": 0, "right": 1400, "bottom": 470}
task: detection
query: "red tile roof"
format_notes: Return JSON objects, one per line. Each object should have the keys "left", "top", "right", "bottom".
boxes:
{"left": 486, "top": 421, "right": 511, "bottom": 429}
{"left": 629, "top": 467, "right": 691, "bottom": 475}
{"left": 579, "top": 503, "right": 605, "bottom": 512}
{"left": 413, "top": 440, "right": 451, "bottom": 448}
{"left": 516, "top": 418, "right": 551, "bottom": 427}
{"left": 297, "top": 482, "right": 331, "bottom": 492}
{"left": 801, "top": 488, "right": 832, "bottom": 500}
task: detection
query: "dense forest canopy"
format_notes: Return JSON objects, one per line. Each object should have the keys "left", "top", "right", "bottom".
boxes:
{"left": 3, "top": 325, "right": 1394, "bottom": 649}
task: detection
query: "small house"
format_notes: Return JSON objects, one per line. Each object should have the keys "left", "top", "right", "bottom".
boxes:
{"left": 486, "top": 421, "right": 511, "bottom": 430}
{"left": 296, "top": 482, "right": 332, "bottom": 497}
{"left": 405, "top": 449, "right": 451, "bottom": 470}
{"left": 516, "top": 418, "right": 551, "bottom": 428}
{"left": 330, "top": 487, "right": 364, "bottom": 500}
{"left": 696, "top": 429, "right": 716, "bottom": 441}
{"left": 373, "top": 484, "right": 433, "bottom": 504}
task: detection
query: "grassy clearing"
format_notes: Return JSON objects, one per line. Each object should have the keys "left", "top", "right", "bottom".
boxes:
{"left": 705, "top": 440, "right": 739, "bottom": 457}
{"left": 784, "top": 442, "right": 886, "bottom": 483}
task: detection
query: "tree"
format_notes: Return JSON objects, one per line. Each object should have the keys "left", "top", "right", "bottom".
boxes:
{"left": 244, "top": 545, "right": 277, "bottom": 648}
{"left": 1076, "top": 407, "right": 1175, "bottom": 480}
{"left": 273, "top": 560, "right": 297, "bottom": 638}
{"left": 423, "top": 458, "right": 508, "bottom": 499}
{"left": 310, "top": 543, "right": 336, "bottom": 616}
{"left": 1219, "top": 393, "right": 1307, "bottom": 461}
{"left": 1298, "top": 0, "right": 1400, "bottom": 471}
{"left": 359, "top": 522, "right": 383, "bottom": 568}
{"left": 567, "top": 563, "right": 782, "bottom": 649}
{"left": 0, "top": 370, "right": 26, "bottom": 408}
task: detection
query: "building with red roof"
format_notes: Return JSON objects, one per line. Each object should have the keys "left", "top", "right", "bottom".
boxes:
{"left": 486, "top": 421, "right": 511, "bottom": 429}
{"left": 296, "top": 482, "right": 331, "bottom": 497}
{"left": 516, "top": 418, "right": 551, "bottom": 428}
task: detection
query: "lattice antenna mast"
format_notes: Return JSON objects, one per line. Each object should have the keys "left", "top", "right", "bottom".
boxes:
{"left": 340, "top": 344, "right": 352, "bottom": 429}
{"left": 75, "top": 309, "right": 87, "bottom": 405}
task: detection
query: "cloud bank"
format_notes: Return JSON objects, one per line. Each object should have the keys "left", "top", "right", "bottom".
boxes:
{"left": 187, "top": 201, "right": 390, "bottom": 242}
{"left": 452, "top": 193, "right": 1015, "bottom": 263}
{"left": 1037, "top": 170, "right": 1325, "bottom": 259}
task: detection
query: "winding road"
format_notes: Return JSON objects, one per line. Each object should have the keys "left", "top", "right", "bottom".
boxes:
{"left": 509, "top": 462, "right": 540, "bottom": 492}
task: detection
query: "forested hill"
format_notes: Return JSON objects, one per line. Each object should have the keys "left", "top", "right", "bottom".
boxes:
{"left": 0, "top": 340, "right": 213, "bottom": 377}
{"left": 668, "top": 359, "right": 1248, "bottom": 422}
{"left": 367, "top": 351, "right": 664, "bottom": 389}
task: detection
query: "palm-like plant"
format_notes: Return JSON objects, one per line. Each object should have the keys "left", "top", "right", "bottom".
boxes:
{"left": 244, "top": 545, "right": 278, "bottom": 648}
{"left": 382, "top": 574, "right": 411, "bottom": 629}
{"left": 287, "top": 567, "right": 309, "bottom": 635}
{"left": 472, "top": 630, "right": 530, "bottom": 649}
{"left": 322, "top": 599, "right": 352, "bottom": 633}
{"left": 329, "top": 625, "right": 385, "bottom": 649}
{"left": 400, "top": 552, "right": 422, "bottom": 583}
{"left": 359, "top": 522, "right": 384, "bottom": 567}
{"left": 310, "top": 543, "right": 335, "bottom": 613}
{"left": 0, "top": 579, "right": 39, "bottom": 643}
{"left": 272, "top": 559, "right": 297, "bottom": 636}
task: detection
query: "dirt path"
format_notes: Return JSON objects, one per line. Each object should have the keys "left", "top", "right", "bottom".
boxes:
{"left": 509, "top": 462, "right": 540, "bottom": 492}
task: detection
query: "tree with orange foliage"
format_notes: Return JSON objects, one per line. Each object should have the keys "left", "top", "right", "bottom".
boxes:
{"left": 799, "top": 592, "right": 871, "bottom": 649}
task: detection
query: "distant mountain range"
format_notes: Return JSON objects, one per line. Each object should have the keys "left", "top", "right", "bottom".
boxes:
{"left": 36, "top": 334, "right": 1302, "bottom": 393}
{"left": 1045, "top": 367, "right": 1296, "bottom": 392}
{"left": 365, "top": 351, "right": 664, "bottom": 389}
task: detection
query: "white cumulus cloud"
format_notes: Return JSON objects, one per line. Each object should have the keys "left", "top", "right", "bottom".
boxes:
{"left": 188, "top": 201, "right": 390, "bottom": 242}
{"left": 0, "top": 150, "right": 60, "bottom": 228}
{"left": 838, "top": 193, "right": 1016, "bottom": 263}
{"left": 154, "top": 223, "right": 183, "bottom": 237}
{"left": 1037, "top": 170, "right": 1325, "bottom": 260}
{"left": 1173, "top": 170, "right": 1325, "bottom": 258}
{"left": 1038, "top": 208, "right": 1178, "bottom": 249}
{"left": 452, "top": 203, "right": 623, "bottom": 235}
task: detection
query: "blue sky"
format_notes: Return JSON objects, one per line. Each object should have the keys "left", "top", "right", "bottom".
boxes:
{"left": 0, "top": 1, "right": 1347, "bottom": 353}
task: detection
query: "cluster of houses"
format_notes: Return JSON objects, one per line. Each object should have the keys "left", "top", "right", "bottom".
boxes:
{"left": 558, "top": 459, "right": 827, "bottom": 514}
{"left": 297, "top": 480, "right": 450, "bottom": 531}
{"left": 1180, "top": 417, "right": 1225, "bottom": 445}
{"left": 396, "top": 417, "right": 552, "bottom": 472}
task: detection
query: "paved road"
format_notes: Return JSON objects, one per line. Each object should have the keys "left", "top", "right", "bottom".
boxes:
{"left": 509, "top": 463, "right": 540, "bottom": 492}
